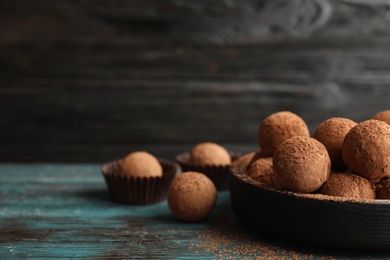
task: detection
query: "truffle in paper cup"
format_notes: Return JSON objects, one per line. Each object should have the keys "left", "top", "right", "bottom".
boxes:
{"left": 175, "top": 151, "right": 241, "bottom": 190}
{"left": 101, "top": 158, "right": 178, "bottom": 205}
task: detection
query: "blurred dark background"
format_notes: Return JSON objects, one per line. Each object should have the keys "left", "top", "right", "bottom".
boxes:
{"left": 1, "top": 0, "right": 390, "bottom": 162}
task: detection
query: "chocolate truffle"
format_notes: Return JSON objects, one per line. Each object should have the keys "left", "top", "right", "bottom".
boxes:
{"left": 376, "top": 177, "right": 390, "bottom": 199}
{"left": 373, "top": 110, "right": 390, "bottom": 125}
{"left": 118, "top": 151, "right": 163, "bottom": 178}
{"left": 167, "top": 171, "right": 217, "bottom": 222}
{"left": 246, "top": 157, "right": 282, "bottom": 190}
{"left": 257, "top": 111, "right": 310, "bottom": 156}
{"left": 313, "top": 117, "right": 357, "bottom": 171}
{"left": 231, "top": 150, "right": 262, "bottom": 173}
{"left": 273, "top": 136, "right": 331, "bottom": 193}
{"left": 342, "top": 119, "right": 390, "bottom": 181}
{"left": 190, "top": 142, "right": 231, "bottom": 166}
{"left": 321, "top": 172, "right": 375, "bottom": 199}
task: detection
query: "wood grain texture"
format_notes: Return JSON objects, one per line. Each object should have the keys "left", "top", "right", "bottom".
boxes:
{"left": 2, "top": 0, "right": 390, "bottom": 162}
{"left": 1, "top": 164, "right": 390, "bottom": 258}
{"left": 3, "top": 0, "right": 390, "bottom": 44}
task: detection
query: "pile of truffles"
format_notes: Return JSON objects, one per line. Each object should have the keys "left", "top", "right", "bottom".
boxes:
{"left": 237, "top": 110, "right": 390, "bottom": 200}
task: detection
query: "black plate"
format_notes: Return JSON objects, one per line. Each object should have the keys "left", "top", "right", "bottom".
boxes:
{"left": 230, "top": 171, "right": 390, "bottom": 250}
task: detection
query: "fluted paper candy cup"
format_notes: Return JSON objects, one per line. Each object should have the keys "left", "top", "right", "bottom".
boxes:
{"left": 102, "top": 158, "right": 179, "bottom": 205}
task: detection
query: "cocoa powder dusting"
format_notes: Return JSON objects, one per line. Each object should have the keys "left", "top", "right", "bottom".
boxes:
{"left": 321, "top": 171, "right": 375, "bottom": 199}
{"left": 313, "top": 117, "right": 357, "bottom": 171}
{"left": 187, "top": 218, "right": 335, "bottom": 259}
{"left": 257, "top": 111, "right": 310, "bottom": 157}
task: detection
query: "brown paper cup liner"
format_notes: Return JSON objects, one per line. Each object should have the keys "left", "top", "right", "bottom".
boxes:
{"left": 101, "top": 158, "right": 178, "bottom": 205}
{"left": 175, "top": 151, "right": 241, "bottom": 190}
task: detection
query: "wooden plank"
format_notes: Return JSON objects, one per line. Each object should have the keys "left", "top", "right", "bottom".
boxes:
{"left": 2, "top": 0, "right": 390, "bottom": 161}
{"left": 2, "top": 41, "right": 390, "bottom": 161}
{"left": 1, "top": 164, "right": 390, "bottom": 258}
{"left": 2, "top": 143, "right": 257, "bottom": 163}
{"left": 2, "top": 0, "right": 390, "bottom": 45}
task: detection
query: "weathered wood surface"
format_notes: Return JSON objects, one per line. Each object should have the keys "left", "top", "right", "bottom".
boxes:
{"left": 2, "top": 0, "right": 390, "bottom": 162}
{"left": 1, "top": 164, "right": 390, "bottom": 258}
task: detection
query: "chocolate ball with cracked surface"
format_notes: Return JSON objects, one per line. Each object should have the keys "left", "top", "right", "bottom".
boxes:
{"left": 246, "top": 157, "right": 282, "bottom": 190}
{"left": 373, "top": 110, "right": 390, "bottom": 125}
{"left": 273, "top": 136, "right": 331, "bottom": 193}
{"left": 190, "top": 142, "right": 231, "bottom": 166}
{"left": 167, "top": 171, "right": 217, "bottom": 222}
{"left": 342, "top": 119, "right": 390, "bottom": 181}
{"left": 314, "top": 117, "right": 357, "bottom": 171}
{"left": 321, "top": 172, "right": 375, "bottom": 199}
{"left": 257, "top": 111, "right": 310, "bottom": 157}
{"left": 119, "top": 151, "right": 163, "bottom": 177}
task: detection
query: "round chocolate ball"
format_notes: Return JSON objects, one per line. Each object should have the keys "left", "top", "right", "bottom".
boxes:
{"left": 373, "top": 110, "right": 390, "bottom": 125}
{"left": 342, "top": 119, "right": 390, "bottom": 181}
{"left": 190, "top": 142, "right": 231, "bottom": 166}
{"left": 246, "top": 157, "right": 281, "bottom": 190}
{"left": 231, "top": 150, "right": 262, "bottom": 173}
{"left": 273, "top": 136, "right": 331, "bottom": 193}
{"left": 167, "top": 171, "right": 217, "bottom": 222}
{"left": 321, "top": 172, "right": 375, "bottom": 199}
{"left": 119, "top": 151, "right": 163, "bottom": 177}
{"left": 313, "top": 117, "right": 357, "bottom": 171}
{"left": 375, "top": 177, "right": 390, "bottom": 199}
{"left": 257, "top": 111, "right": 310, "bottom": 156}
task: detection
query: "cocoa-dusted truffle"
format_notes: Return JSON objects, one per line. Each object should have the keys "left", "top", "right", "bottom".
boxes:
{"left": 373, "top": 110, "right": 390, "bottom": 125}
{"left": 321, "top": 172, "right": 375, "bottom": 199}
{"left": 231, "top": 150, "right": 262, "bottom": 173}
{"left": 376, "top": 178, "right": 390, "bottom": 199}
{"left": 257, "top": 111, "right": 310, "bottom": 156}
{"left": 273, "top": 136, "right": 331, "bottom": 193}
{"left": 118, "top": 151, "right": 163, "bottom": 178}
{"left": 102, "top": 151, "right": 178, "bottom": 205}
{"left": 313, "top": 117, "right": 357, "bottom": 171}
{"left": 342, "top": 119, "right": 390, "bottom": 181}
{"left": 246, "top": 157, "right": 282, "bottom": 190}
{"left": 167, "top": 171, "right": 217, "bottom": 222}
{"left": 190, "top": 142, "right": 231, "bottom": 166}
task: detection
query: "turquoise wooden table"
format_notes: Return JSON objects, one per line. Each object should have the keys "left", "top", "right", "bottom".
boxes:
{"left": 1, "top": 164, "right": 389, "bottom": 259}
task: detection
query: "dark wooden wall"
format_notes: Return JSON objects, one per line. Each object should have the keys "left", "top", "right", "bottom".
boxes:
{"left": 2, "top": 0, "right": 390, "bottom": 162}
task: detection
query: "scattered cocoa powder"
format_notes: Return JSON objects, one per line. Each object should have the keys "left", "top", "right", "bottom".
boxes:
{"left": 188, "top": 217, "right": 336, "bottom": 259}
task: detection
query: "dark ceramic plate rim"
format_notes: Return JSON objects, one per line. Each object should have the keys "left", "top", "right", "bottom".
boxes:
{"left": 230, "top": 171, "right": 390, "bottom": 250}
{"left": 233, "top": 170, "right": 390, "bottom": 205}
